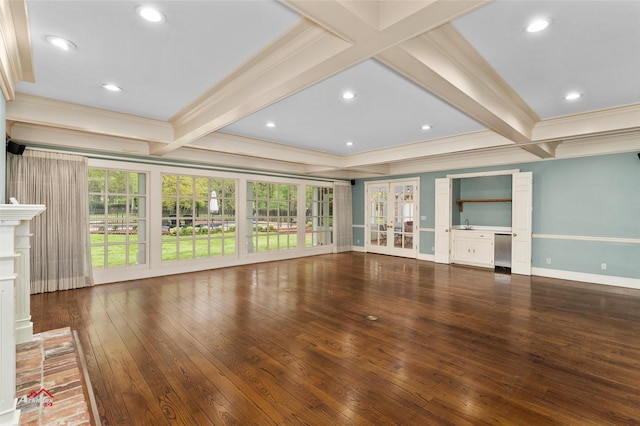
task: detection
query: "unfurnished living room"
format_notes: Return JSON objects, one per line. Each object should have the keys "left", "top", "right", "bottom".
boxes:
{"left": 1, "top": 0, "right": 639, "bottom": 425}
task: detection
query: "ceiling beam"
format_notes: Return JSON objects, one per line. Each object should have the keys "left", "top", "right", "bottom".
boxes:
{"left": 379, "top": 23, "right": 540, "bottom": 145}
{"left": 283, "top": 1, "right": 542, "bottom": 153}
{"left": 154, "top": 19, "right": 351, "bottom": 155}
{"left": 152, "top": 0, "right": 486, "bottom": 157}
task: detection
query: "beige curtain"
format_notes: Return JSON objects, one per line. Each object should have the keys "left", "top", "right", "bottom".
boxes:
{"left": 334, "top": 183, "right": 353, "bottom": 252}
{"left": 7, "top": 150, "right": 93, "bottom": 293}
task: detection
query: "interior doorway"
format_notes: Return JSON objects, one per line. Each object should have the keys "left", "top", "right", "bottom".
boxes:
{"left": 365, "top": 179, "right": 418, "bottom": 258}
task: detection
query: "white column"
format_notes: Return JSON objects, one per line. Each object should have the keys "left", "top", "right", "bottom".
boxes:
{"left": 0, "top": 218, "right": 21, "bottom": 426}
{"left": 0, "top": 205, "right": 45, "bottom": 426}
{"left": 14, "top": 220, "right": 33, "bottom": 344}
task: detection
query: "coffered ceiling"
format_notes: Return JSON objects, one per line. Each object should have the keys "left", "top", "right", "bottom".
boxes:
{"left": 4, "top": 0, "right": 640, "bottom": 179}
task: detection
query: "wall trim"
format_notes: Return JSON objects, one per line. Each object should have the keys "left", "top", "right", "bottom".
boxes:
{"left": 533, "top": 233, "right": 640, "bottom": 245}
{"left": 532, "top": 267, "right": 640, "bottom": 290}
{"left": 447, "top": 168, "right": 519, "bottom": 179}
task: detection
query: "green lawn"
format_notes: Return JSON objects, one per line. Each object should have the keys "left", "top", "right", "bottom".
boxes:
{"left": 91, "top": 232, "right": 316, "bottom": 268}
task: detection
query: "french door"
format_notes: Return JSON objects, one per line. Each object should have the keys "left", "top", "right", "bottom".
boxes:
{"left": 366, "top": 179, "right": 418, "bottom": 257}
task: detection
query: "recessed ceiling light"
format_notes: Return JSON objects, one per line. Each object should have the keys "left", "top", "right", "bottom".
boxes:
{"left": 265, "top": 122, "right": 276, "bottom": 128}
{"left": 136, "top": 6, "right": 165, "bottom": 23}
{"left": 45, "top": 35, "right": 76, "bottom": 51}
{"left": 341, "top": 91, "right": 356, "bottom": 100}
{"left": 564, "top": 92, "right": 582, "bottom": 101}
{"left": 102, "top": 84, "right": 123, "bottom": 92}
{"left": 421, "top": 124, "right": 432, "bottom": 131}
{"left": 526, "top": 19, "right": 550, "bottom": 33}
{"left": 346, "top": 141, "right": 354, "bottom": 146}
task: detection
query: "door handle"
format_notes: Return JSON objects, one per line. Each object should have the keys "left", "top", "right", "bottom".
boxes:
{"left": 513, "top": 233, "right": 517, "bottom": 237}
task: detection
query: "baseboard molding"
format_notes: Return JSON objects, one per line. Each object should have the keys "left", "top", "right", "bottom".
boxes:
{"left": 532, "top": 267, "right": 640, "bottom": 290}
{"left": 351, "top": 245, "right": 366, "bottom": 253}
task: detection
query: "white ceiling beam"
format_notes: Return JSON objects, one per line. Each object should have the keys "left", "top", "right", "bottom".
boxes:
{"left": 190, "top": 131, "right": 341, "bottom": 168}
{"left": 153, "top": 0, "right": 486, "bottom": 156}
{"left": 155, "top": 19, "right": 350, "bottom": 155}
{"left": 378, "top": 23, "right": 540, "bottom": 145}
{"left": 283, "top": 1, "right": 542, "bottom": 154}
{"left": 281, "top": 0, "right": 378, "bottom": 42}
{"left": 7, "top": 94, "right": 173, "bottom": 143}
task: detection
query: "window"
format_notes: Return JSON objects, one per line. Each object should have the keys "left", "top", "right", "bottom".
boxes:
{"left": 306, "top": 186, "right": 333, "bottom": 247}
{"left": 246, "top": 181, "right": 298, "bottom": 253}
{"left": 161, "top": 175, "right": 236, "bottom": 261}
{"left": 89, "top": 169, "right": 147, "bottom": 268}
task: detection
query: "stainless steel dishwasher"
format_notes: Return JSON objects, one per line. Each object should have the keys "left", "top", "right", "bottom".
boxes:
{"left": 494, "top": 233, "right": 512, "bottom": 273}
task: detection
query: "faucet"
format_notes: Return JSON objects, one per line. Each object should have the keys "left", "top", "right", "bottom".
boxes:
{"left": 465, "top": 219, "right": 471, "bottom": 230}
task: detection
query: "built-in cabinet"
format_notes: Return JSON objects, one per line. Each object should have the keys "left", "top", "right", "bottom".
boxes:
{"left": 435, "top": 170, "right": 533, "bottom": 275}
{"left": 452, "top": 230, "right": 494, "bottom": 268}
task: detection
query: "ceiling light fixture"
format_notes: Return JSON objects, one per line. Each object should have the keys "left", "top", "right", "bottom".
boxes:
{"left": 265, "top": 122, "right": 276, "bottom": 128}
{"left": 346, "top": 141, "right": 354, "bottom": 146}
{"left": 45, "top": 35, "right": 76, "bottom": 51}
{"left": 136, "top": 6, "right": 165, "bottom": 23}
{"left": 564, "top": 92, "right": 582, "bottom": 101}
{"left": 341, "top": 91, "right": 356, "bottom": 100}
{"left": 526, "top": 19, "right": 550, "bottom": 33}
{"left": 102, "top": 83, "right": 123, "bottom": 92}
{"left": 421, "top": 124, "right": 432, "bottom": 130}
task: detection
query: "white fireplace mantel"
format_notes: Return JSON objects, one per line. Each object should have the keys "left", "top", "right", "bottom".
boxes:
{"left": 0, "top": 204, "right": 45, "bottom": 426}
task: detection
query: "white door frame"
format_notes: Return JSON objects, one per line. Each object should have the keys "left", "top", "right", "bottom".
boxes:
{"left": 434, "top": 169, "right": 533, "bottom": 275}
{"left": 434, "top": 178, "right": 451, "bottom": 263}
{"left": 365, "top": 178, "right": 419, "bottom": 258}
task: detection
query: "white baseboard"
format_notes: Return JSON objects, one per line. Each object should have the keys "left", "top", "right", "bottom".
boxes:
{"left": 532, "top": 267, "right": 640, "bottom": 290}
{"left": 351, "top": 245, "right": 366, "bottom": 253}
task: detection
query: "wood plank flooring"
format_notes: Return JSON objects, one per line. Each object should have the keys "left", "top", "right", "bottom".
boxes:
{"left": 30, "top": 253, "right": 640, "bottom": 425}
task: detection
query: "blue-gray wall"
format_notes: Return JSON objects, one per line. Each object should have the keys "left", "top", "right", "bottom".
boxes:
{"left": 352, "top": 152, "right": 640, "bottom": 280}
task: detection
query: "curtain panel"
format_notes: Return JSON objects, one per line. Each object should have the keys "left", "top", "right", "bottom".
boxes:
{"left": 8, "top": 150, "right": 94, "bottom": 293}
{"left": 334, "top": 183, "right": 353, "bottom": 252}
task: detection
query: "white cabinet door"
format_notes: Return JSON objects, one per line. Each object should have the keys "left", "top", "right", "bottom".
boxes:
{"left": 473, "top": 233, "right": 494, "bottom": 267}
{"left": 434, "top": 178, "right": 451, "bottom": 263}
{"left": 512, "top": 172, "right": 533, "bottom": 275}
{"left": 452, "top": 230, "right": 494, "bottom": 268}
{"left": 452, "top": 231, "right": 474, "bottom": 263}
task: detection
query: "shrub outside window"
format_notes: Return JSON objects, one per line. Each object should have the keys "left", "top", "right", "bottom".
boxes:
{"left": 161, "top": 175, "right": 236, "bottom": 261}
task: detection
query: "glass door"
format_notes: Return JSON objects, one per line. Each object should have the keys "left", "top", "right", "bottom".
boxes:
{"left": 366, "top": 179, "right": 417, "bottom": 257}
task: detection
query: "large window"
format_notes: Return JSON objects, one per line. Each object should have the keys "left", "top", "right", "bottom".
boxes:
{"left": 161, "top": 175, "right": 236, "bottom": 261}
{"left": 246, "top": 181, "right": 298, "bottom": 253}
{"left": 306, "top": 186, "right": 333, "bottom": 247}
{"left": 89, "top": 169, "right": 147, "bottom": 268}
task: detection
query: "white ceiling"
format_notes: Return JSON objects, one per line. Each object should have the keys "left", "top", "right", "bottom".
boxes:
{"left": 7, "top": 0, "right": 640, "bottom": 177}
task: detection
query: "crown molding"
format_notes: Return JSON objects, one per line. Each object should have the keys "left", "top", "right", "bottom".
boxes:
{"left": 0, "top": 0, "right": 33, "bottom": 100}
{"left": 533, "top": 103, "right": 640, "bottom": 142}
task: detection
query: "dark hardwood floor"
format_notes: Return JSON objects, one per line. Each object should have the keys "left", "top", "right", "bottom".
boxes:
{"left": 30, "top": 253, "right": 640, "bottom": 425}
